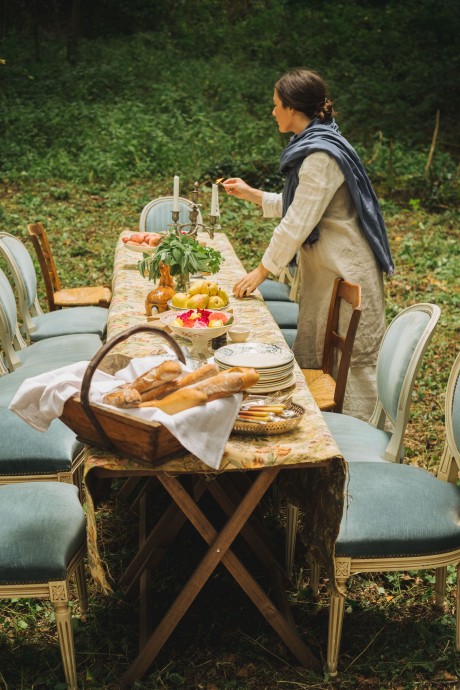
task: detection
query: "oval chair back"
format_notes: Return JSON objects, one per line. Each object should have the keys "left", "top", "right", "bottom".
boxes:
{"left": 0, "top": 232, "right": 42, "bottom": 338}
{"left": 370, "top": 303, "right": 441, "bottom": 462}
{"left": 139, "top": 196, "right": 203, "bottom": 233}
{"left": 0, "top": 268, "right": 27, "bottom": 370}
{"left": 437, "top": 350, "right": 460, "bottom": 483}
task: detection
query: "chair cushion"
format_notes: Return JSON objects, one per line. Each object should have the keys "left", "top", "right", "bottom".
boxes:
{"left": 0, "top": 482, "right": 86, "bottom": 584}
{"left": 30, "top": 306, "right": 107, "bottom": 340}
{"left": 337, "top": 462, "right": 460, "bottom": 558}
{"left": 281, "top": 328, "right": 297, "bottom": 349}
{"left": 0, "top": 409, "right": 83, "bottom": 476}
{"left": 323, "top": 411, "right": 392, "bottom": 462}
{"left": 265, "top": 301, "right": 299, "bottom": 328}
{"left": 259, "top": 279, "right": 292, "bottom": 302}
{"left": 17, "top": 332, "right": 102, "bottom": 372}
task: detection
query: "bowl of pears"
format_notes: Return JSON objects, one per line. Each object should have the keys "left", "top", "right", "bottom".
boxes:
{"left": 168, "top": 279, "right": 230, "bottom": 311}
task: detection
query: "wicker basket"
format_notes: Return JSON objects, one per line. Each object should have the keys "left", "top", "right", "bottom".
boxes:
{"left": 60, "top": 325, "right": 188, "bottom": 465}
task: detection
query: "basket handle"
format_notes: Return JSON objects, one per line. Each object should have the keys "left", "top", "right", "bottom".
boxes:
{"left": 80, "top": 325, "right": 186, "bottom": 452}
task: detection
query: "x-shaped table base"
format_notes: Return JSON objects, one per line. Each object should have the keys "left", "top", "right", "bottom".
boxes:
{"left": 121, "top": 466, "right": 321, "bottom": 686}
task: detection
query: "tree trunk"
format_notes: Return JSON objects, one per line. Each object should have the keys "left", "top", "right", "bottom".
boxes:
{"left": 67, "top": 0, "right": 81, "bottom": 65}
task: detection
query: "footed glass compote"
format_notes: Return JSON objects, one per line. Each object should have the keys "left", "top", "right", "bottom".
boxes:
{"left": 160, "top": 310, "right": 236, "bottom": 360}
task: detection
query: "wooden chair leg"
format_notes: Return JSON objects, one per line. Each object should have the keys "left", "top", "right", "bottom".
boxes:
{"left": 457, "top": 563, "right": 460, "bottom": 652}
{"left": 285, "top": 503, "right": 299, "bottom": 576}
{"left": 435, "top": 566, "right": 447, "bottom": 610}
{"left": 53, "top": 597, "right": 78, "bottom": 690}
{"left": 74, "top": 561, "right": 88, "bottom": 614}
{"left": 326, "top": 578, "right": 348, "bottom": 676}
{"left": 310, "top": 559, "right": 320, "bottom": 596}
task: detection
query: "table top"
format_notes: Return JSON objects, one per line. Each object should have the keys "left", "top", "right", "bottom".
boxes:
{"left": 83, "top": 230, "right": 346, "bottom": 594}
{"left": 86, "top": 231, "right": 342, "bottom": 474}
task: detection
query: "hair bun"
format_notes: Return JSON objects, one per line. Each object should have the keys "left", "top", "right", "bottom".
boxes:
{"left": 316, "top": 97, "right": 335, "bottom": 123}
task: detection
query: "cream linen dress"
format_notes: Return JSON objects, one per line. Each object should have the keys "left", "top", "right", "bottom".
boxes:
{"left": 261, "top": 151, "right": 386, "bottom": 421}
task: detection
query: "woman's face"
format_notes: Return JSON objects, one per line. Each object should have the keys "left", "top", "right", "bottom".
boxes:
{"left": 272, "top": 88, "right": 311, "bottom": 134}
{"left": 272, "top": 90, "right": 295, "bottom": 133}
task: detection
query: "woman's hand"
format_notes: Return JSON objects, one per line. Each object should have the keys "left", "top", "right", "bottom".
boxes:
{"left": 222, "top": 178, "right": 263, "bottom": 205}
{"left": 233, "top": 264, "right": 270, "bottom": 298}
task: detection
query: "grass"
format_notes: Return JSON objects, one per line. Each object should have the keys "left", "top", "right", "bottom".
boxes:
{"left": 0, "top": 21, "right": 459, "bottom": 688}
{"left": 0, "top": 177, "right": 459, "bottom": 689}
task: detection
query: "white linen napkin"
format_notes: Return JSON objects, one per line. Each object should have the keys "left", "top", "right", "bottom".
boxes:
{"left": 8, "top": 356, "right": 242, "bottom": 470}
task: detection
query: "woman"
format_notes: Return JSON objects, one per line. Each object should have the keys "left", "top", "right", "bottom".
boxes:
{"left": 223, "top": 69, "right": 394, "bottom": 421}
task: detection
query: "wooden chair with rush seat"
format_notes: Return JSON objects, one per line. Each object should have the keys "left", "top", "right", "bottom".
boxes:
{"left": 302, "top": 277, "right": 362, "bottom": 414}
{"left": 0, "top": 232, "right": 108, "bottom": 342}
{"left": 27, "top": 222, "right": 112, "bottom": 311}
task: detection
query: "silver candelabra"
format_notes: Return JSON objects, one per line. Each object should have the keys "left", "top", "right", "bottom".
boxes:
{"left": 170, "top": 182, "right": 220, "bottom": 240}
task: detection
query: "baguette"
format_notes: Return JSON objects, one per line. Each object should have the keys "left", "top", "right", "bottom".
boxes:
{"left": 103, "top": 388, "right": 142, "bottom": 408}
{"left": 128, "top": 359, "right": 182, "bottom": 394}
{"left": 101, "top": 360, "right": 181, "bottom": 407}
{"left": 192, "top": 368, "right": 259, "bottom": 402}
{"left": 138, "top": 363, "right": 220, "bottom": 403}
{"left": 138, "top": 387, "right": 208, "bottom": 414}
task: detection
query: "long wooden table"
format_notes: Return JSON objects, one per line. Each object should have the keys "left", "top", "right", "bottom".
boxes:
{"left": 83, "top": 231, "right": 346, "bottom": 686}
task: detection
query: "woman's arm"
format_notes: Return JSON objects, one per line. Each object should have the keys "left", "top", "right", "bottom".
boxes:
{"left": 262, "top": 153, "right": 344, "bottom": 276}
{"left": 222, "top": 177, "right": 264, "bottom": 205}
{"left": 232, "top": 154, "right": 344, "bottom": 297}
{"left": 233, "top": 263, "right": 270, "bottom": 299}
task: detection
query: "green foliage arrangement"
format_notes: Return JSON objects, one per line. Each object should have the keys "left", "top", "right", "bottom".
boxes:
{"left": 137, "top": 232, "right": 224, "bottom": 283}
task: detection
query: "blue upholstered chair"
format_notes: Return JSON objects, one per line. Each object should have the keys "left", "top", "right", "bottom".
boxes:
{"left": 259, "top": 265, "right": 299, "bottom": 348}
{"left": 286, "top": 302, "right": 440, "bottom": 576}
{"left": 325, "top": 349, "right": 460, "bottom": 676}
{"left": 0, "top": 481, "right": 87, "bottom": 689}
{"left": 139, "top": 196, "right": 203, "bottom": 233}
{"left": 323, "top": 302, "right": 440, "bottom": 463}
{"left": 0, "top": 408, "right": 85, "bottom": 487}
{"left": 0, "top": 268, "right": 100, "bottom": 488}
{"left": 0, "top": 232, "right": 108, "bottom": 342}
{"left": 0, "top": 267, "right": 102, "bottom": 375}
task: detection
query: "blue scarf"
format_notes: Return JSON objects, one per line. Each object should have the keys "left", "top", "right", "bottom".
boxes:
{"left": 280, "top": 118, "right": 394, "bottom": 275}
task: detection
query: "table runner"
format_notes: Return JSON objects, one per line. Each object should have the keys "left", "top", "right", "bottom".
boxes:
{"left": 84, "top": 231, "right": 347, "bottom": 594}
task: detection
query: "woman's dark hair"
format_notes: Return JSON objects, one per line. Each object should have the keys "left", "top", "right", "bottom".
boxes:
{"left": 275, "top": 69, "right": 336, "bottom": 123}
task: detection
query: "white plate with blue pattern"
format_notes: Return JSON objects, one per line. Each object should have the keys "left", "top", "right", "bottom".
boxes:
{"left": 214, "top": 342, "right": 294, "bottom": 369}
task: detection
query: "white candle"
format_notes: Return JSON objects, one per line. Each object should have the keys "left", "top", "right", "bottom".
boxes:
{"left": 173, "top": 175, "right": 180, "bottom": 212}
{"left": 211, "top": 183, "right": 219, "bottom": 216}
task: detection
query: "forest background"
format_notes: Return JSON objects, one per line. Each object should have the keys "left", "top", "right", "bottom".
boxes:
{"left": 0, "top": 0, "right": 459, "bottom": 688}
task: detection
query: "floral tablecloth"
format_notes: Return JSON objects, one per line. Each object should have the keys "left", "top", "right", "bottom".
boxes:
{"left": 84, "top": 231, "right": 347, "bottom": 594}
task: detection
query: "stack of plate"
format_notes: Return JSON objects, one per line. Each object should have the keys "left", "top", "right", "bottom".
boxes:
{"left": 214, "top": 342, "right": 295, "bottom": 393}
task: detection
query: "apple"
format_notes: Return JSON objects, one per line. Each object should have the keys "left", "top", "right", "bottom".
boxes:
{"left": 207, "top": 295, "right": 225, "bottom": 309}
{"left": 172, "top": 292, "right": 189, "bottom": 308}
{"left": 187, "top": 294, "right": 209, "bottom": 310}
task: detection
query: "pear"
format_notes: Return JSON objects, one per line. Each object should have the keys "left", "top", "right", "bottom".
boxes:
{"left": 203, "top": 280, "right": 218, "bottom": 296}
{"left": 171, "top": 292, "right": 189, "bottom": 308}
{"left": 188, "top": 280, "right": 206, "bottom": 296}
{"left": 187, "top": 294, "right": 209, "bottom": 310}
{"left": 217, "top": 288, "right": 229, "bottom": 306}
{"left": 207, "top": 295, "right": 225, "bottom": 309}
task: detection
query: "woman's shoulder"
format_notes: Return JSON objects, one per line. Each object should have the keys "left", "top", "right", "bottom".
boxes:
{"left": 299, "top": 151, "right": 344, "bottom": 180}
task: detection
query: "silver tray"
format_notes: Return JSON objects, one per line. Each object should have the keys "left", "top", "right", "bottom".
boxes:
{"left": 232, "top": 402, "right": 305, "bottom": 436}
